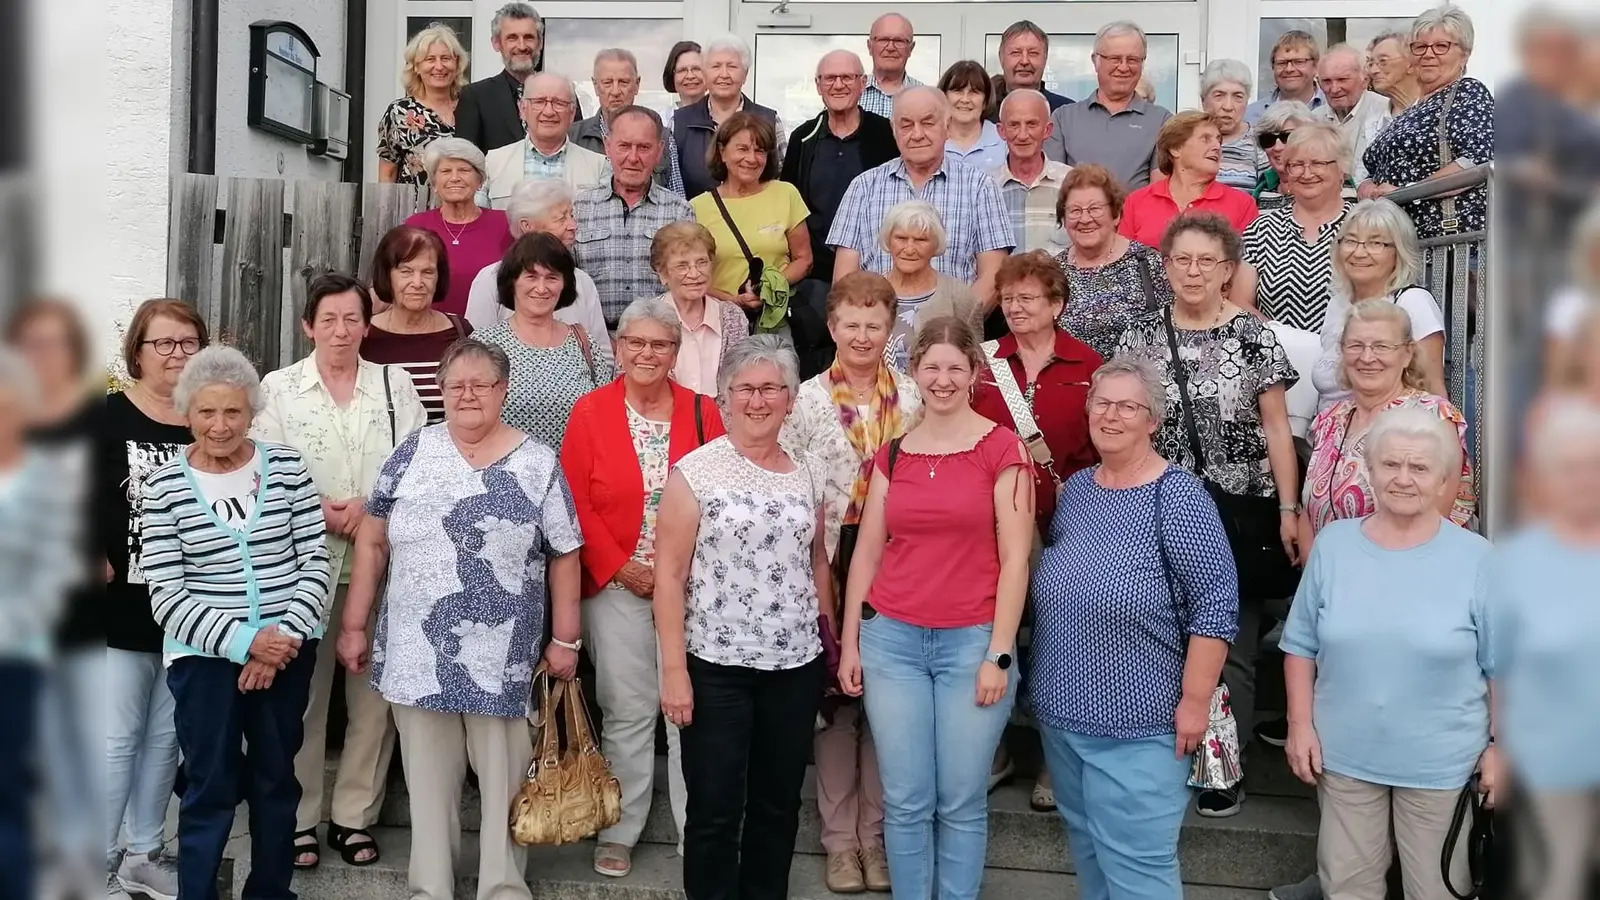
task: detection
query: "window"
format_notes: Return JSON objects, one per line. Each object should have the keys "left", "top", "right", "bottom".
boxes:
{"left": 983, "top": 33, "right": 1179, "bottom": 112}
{"left": 1257, "top": 18, "right": 1412, "bottom": 102}
{"left": 751, "top": 34, "right": 944, "bottom": 126}
{"left": 406, "top": 16, "right": 473, "bottom": 81}
{"left": 541, "top": 18, "right": 685, "bottom": 116}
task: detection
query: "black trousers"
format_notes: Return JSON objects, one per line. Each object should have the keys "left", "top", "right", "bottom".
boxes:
{"left": 679, "top": 655, "right": 824, "bottom": 900}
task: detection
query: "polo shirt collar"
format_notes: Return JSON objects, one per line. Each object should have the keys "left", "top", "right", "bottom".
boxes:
{"left": 1085, "top": 90, "right": 1153, "bottom": 115}
{"left": 681, "top": 298, "right": 723, "bottom": 336}
{"left": 996, "top": 157, "right": 1068, "bottom": 189}
{"left": 1266, "top": 86, "right": 1328, "bottom": 110}
{"left": 1150, "top": 177, "right": 1230, "bottom": 203}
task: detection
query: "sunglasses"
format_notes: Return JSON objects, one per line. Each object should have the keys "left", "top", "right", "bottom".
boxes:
{"left": 1256, "top": 131, "right": 1292, "bottom": 149}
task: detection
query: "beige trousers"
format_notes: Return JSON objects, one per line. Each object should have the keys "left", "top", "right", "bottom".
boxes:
{"left": 292, "top": 585, "right": 398, "bottom": 832}
{"left": 814, "top": 703, "right": 884, "bottom": 855}
{"left": 1317, "top": 770, "right": 1469, "bottom": 900}
{"left": 392, "top": 704, "right": 533, "bottom": 900}
{"left": 1521, "top": 790, "right": 1600, "bottom": 900}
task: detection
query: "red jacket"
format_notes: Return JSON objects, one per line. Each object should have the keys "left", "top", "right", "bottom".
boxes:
{"left": 560, "top": 380, "right": 726, "bottom": 598}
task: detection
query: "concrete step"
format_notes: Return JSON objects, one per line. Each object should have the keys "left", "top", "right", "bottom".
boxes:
{"left": 227, "top": 827, "right": 1272, "bottom": 900}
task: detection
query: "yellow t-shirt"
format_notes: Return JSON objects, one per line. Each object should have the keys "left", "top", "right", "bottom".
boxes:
{"left": 690, "top": 182, "right": 811, "bottom": 297}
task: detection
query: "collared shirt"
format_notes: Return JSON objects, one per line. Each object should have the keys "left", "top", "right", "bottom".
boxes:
{"left": 826, "top": 156, "right": 1014, "bottom": 281}
{"left": 989, "top": 157, "right": 1072, "bottom": 254}
{"left": 1242, "top": 202, "right": 1351, "bottom": 331}
{"left": 573, "top": 181, "right": 696, "bottom": 325}
{"left": 525, "top": 139, "right": 571, "bottom": 180}
{"left": 592, "top": 112, "right": 687, "bottom": 197}
{"left": 1118, "top": 177, "right": 1260, "bottom": 248}
{"left": 669, "top": 294, "right": 729, "bottom": 396}
{"left": 1043, "top": 91, "right": 1173, "bottom": 189}
{"left": 1245, "top": 87, "right": 1331, "bottom": 125}
{"left": 944, "top": 121, "right": 1008, "bottom": 172}
{"left": 860, "top": 74, "right": 923, "bottom": 119}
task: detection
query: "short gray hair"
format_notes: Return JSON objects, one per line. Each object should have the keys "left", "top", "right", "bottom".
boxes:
{"left": 174, "top": 346, "right": 262, "bottom": 417}
{"left": 998, "top": 88, "right": 1049, "bottom": 119}
{"left": 525, "top": 70, "right": 578, "bottom": 103}
{"left": 422, "top": 137, "right": 488, "bottom": 183}
{"left": 438, "top": 338, "right": 511, "bottom": 385}
{"left": 1200, "top": 59, "right": 1253, "bottom": 98}
{"left": 1333, "top": 199, "right": 1423, "bottom": 298}
{"left": 593, "top": 47, "right": 639, "bottom": 76}
{"left": 491, "top": 2, "right": 541, "bottom": 37}
{"left": 717, "top": 335, "right": 800, "bottom": 404}
{"left": 1368, "top": 30, "right": 1409, "bottom": 53}
{"left": 1091, "top": 356, "right": 1166, "bottom": 424}
{"left": 703, "top": 34, "right": 751, "bottom": 71}
{"left": 617, "top": 295, "right": 683, "bottom": 343}
{"left": 892, "top": 84, "right": 951, "bottom": 123}
{"left": 1321, "top": 43, "right": 1366, "bottom": 72}
{"left": 1363, "top": 405, "right": 1463, "bottom": 484}
{"left": 505, "top": 179, "right": 574, "bottom": 235}
{"left": 1094, "top": 21, "right": 1148, "bottom": 53}
{"left": 1257, "top": 100, "right": 1318, "bottom": 133}
{"left": 1411, "top": 4, "right": 1475, "bottom": 53}
{"left": 879, "top": 201, "right": 948, "bottom": 257}
{"left": 1287, "top": 121, "right": 1352, "bottom": 175}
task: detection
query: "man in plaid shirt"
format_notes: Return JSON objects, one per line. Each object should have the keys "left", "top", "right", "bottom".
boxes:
{"left": 989, "top": 90, "right": 1073, "bottom": 255}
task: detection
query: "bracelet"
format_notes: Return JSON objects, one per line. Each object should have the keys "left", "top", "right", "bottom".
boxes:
{"left": 550, "top": 636, "right": 583, "bottom": 652}
{"left": 1279, "top": 503, "right": 1302, "bottom": 514}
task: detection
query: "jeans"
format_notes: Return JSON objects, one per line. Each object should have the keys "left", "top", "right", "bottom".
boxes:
{"left": 1039, "top": 728, "right": 1191, "bottom": 900}
{"left": 859, "top": 612, "right": 1016, "bottom": 900}
{"left": 106, "top": 648, "right": 180, "bottom": 858}
{"left": 0, "top": 662, "right": 41, "bottom": 900}
{"left": 679, "top": 655, "right": 824, "bottom": 900}
{"left": 42, "top": 648, "right": 104, "bottom": 874}
{"left": 167, "top": 645, "right": 317, "bottom": 900}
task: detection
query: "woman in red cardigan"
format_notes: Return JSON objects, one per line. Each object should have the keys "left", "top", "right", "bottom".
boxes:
{"left": 559, "top": 295, "right": 725, "bottom": 878}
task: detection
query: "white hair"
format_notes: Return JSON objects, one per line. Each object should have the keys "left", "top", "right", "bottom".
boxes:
{"left": 505, "top": 179, "right": 574, "bottom": 235}
{"left": 593, "top": 48, "right": 638, "bottom": 76}
{"left": 1257, "top": 100, "right": 1318, "bottom": 133}
{"left": 422, "top": 137, "right": 487, "bottom": 183}
{"left": 1094, "top": 21, "right": 1148, "bottom": 53}
{"left": 703, "top": 34, "right": 752, "bottom": 71}
{"left": 1411, "top": 4, "right": 1475, "bottom": 53}
{"left": 617, "top": 295, "right": 684, "bottom": 343}
{"left": 1321, "top": 43, "right": 1366, "bottom": 71}
{"left": 1332, "top": 199, "right": 1424, "bottom": 298}
{"left": 998, "top": 88, "right": 1050, "bottom": 119}
{"left": 1363, "top": 405, "right": 1463, "bottom": 484}
{"left": 174, "top": 346, "right": 263, "bottom": 417}
{"left": 524, "top": 70, "right": 577, "bottom": 103}
{"left": 878, "top": 201, "right": 948, "bottom": 257}
{"left": 717, "top": 334, "right": 800, "bottom": 403}
{"left": 1286, "top": 122, "right": 1352, "bottom": 175}
{"left": 1092, "top": 356, "right": 1167, "bottom": 423}
{"left": 1200, "top": 59, "right": 1253, "bottom": 98}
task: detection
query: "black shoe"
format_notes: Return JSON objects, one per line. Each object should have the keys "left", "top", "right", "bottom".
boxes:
{"left": 1196, "top": 785, "right": 1244, "bottom": 817}
{"left": 1255, "top": 717, "right": 1288, "bottom": 747}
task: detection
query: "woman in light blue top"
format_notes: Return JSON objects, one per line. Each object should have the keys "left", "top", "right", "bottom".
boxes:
{"left": 1280, "top": 405, "right": 1494, "bottom": 900}
{"left": 939, "top": 61, "right": 1008, "bottom": 172}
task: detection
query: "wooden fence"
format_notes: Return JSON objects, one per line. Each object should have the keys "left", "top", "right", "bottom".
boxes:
{"left": 166, "top": 174, "right": 435, "bottom": 373}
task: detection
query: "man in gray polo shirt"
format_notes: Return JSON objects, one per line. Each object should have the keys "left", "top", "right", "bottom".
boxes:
{"left": 1042, "top": 21, "right": 1173, "bottom": 189}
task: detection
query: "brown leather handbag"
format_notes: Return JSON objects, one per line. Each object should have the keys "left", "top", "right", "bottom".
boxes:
{"left": 509, "top": 668, "right": 623, "bottom": 846}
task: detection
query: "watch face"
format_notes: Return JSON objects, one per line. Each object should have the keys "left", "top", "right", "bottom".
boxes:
{"left": 993, "top": 653, "right": 1013, "bottom": 670}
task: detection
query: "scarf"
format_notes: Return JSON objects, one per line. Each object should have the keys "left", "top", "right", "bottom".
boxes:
{"left": 828, "top": 359, "right": 905, "bottom": 525}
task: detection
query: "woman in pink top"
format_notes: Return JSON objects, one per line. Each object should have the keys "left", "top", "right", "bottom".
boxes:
{"left": 1118, "top": 111, "right": 1259, "bottom": 249}
{"left": 403, "top": 138, "right": 514, "bottom": 318}
{"left": 837, "top": 316, "right": 1035, "bottom": 900}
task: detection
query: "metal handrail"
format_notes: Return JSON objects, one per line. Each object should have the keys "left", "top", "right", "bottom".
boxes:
{"left": 1384, "top": 163, "right": 1491, "bottom": 205}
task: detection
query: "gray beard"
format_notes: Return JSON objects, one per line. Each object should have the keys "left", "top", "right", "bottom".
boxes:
{"left": 506, "top": 56, "right": 536, "bottom": 76}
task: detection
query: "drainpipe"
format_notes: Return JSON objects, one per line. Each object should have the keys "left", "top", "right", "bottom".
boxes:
{"left": 343, "top": 0, "right": 367, "bottom": 183}
{"left": 187, "top": 0, "right": 219, "bottom": 173}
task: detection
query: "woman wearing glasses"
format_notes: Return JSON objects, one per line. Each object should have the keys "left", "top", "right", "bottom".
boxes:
{"left": 651, "top": 222, "right": 750, "bottom": 396}
{"left": 1249, "top": 100, "right": 1320, "bottom": 212}
{"left": 1053, "top": 166, "right": 1173, "bottom": 362}
{"left": 1241, "top": 123, "right": 1353, "bottom": 332}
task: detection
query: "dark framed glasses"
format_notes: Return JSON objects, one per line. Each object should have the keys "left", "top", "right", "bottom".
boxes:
{"left": 1256, "top": 131, "right": 1292, "bottom": 150}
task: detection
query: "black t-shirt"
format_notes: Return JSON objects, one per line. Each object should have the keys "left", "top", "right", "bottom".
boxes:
{"left": 807, "top": 130, "right": 867, "bottom": 279}
{"left": 100, "top": 391, "right": 193, "bottom": 653}
{"left": 30, "top": 397, "right": 100, "bottom": 649}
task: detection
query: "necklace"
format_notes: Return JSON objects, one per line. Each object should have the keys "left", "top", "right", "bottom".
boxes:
{"left": 441, "top": 219, "right": 471, "bottom": 246}
{"left": 1101, "top": 448, "right": 1153, "bottom": 489}
{"left": 925, "top": 452, "right": 951, "bottom": 479}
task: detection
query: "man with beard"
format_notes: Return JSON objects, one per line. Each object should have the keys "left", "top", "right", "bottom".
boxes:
{"left": 997, "top": 21, "right": 1072, "bottom": 111}
{"left": 456, "top": 3, "right": 583, "bottom": 152}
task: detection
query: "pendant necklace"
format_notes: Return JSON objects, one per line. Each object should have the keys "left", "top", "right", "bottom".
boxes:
{"left": 441, "top": 219, "right": 471, "bottom": 246}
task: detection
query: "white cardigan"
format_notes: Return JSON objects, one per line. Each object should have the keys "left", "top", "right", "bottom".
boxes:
{"left": 483, "top": 139, "right": 609, "bottom": 209}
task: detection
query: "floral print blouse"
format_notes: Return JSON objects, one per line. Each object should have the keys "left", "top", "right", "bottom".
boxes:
{"left": 624, "top": 403, "right": 670, "bottom": 569}
{"left": 1054, "top": 240, "right": 1173, "bottom": 360}
{"left": 1361, "top": 77, "right": 1494, "bottom": 238}
{"left": 378, "top": 96, "right": 455, "bottom": 186}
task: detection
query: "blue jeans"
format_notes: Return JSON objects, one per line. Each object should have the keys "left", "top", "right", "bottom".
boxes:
{"left": 1039, "top": 728, "right": 1192, "bottom": 900}
{"left": 106, "top": 648, "right": 180, "bottom": 859}
{"left": 859, "top": 612, "right": 1016, "bottom": 900}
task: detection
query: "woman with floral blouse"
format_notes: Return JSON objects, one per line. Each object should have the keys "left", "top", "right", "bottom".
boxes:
{"left": 1053, "top": 165, "right": 1172, "bottom": 361}
{"left": 377, "top": 24, "right": 468, "bottom": 185}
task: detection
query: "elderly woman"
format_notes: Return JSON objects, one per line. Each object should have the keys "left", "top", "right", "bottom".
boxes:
{"left": 1281, "top": 407, "right": 1493, "bottom": 900}
{"left": 653, "top": 336, "right": 829, "bottom": 900}
{"left": 1053, "top": 165, "right": 1173, "bottom": 360}
{"left": 664, "top": 41, "right": 707, "bottom": 109}
{"left": 251, "top": 273, "right": 427, "bottom": 870}
{"left": 1120, "top": 112, "right": 1259, "bottom": 250}
{"left": 689, "top": 113, "right": 813, "bottom": 320}
{"left": 336, "top": 338, "right": 581, "bottom": 900}
{"left": 1201, "top": 59, "right": 1268, "bottom": 191}
{"left": 1361, "top": 5, "right": 1494, "bottom": 237}
{"left": 940, "top": 61, "right": 1006, "bottom": 171}
{"left": 1241, "top": 123, "right": 1353, "bottom": 331}
{"left": 651, "top": 221, "right": 749, "bottom": 395}
{"left": 403, "top": 139, "right": 512, "bottom": 319}
{"left": 475, "top": 232, "right": 613, "bottom": 449}
{"left": 779, "top": 272, "right": 921, "bottom": 894}
{"left": 362, "top": 226, "right": 471, "bottom": 423}
{"left": 1353, "top": 32, "right": 1421, "bottom": 185}
{"left": 1116, "top": 211, "right": 1301, "bottom": 818}
{"left": 674, "top": 35, "right": 787, "bottom": 201}
{"left": 838, "top": 317, "right": 1034, "bottom": 900}
{"left": 103, "top": 298, "right": 207, "bottom": 900}
{"left": 378, "top": 24, "right": 467, "bottom": 184}
{"left": 140, "top": 345, "right": 332, "bottom": 900}
{"left": 559, "top": 296, "right": 724, "bottom": 877}
{"left": 880, "top": 200, "right": 982, "bottom": 371}
{"left": 1314, "top": 199, "right": 1448, "bottom": 410}
{"left": 1251, "top": 101, "right": 1320, "bottom": 211}
{"left": 1030, "top": 356, "right": 1237, "bottom": 897}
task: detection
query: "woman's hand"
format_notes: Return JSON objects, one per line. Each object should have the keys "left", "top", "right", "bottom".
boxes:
{"left": 1477, "top": 744, "right": 1503, "bottom": 808}
{"left": 661, "top": 667, "right": 694, "bottom": 727}
{"left": 975, "top": 660, "right": 1009, "bottom": 707}
{"left": 1280, "top": 510, "right": 1304, "bottom": 566}
{"left": 734, "top": 286, "right": 762, "bottom": 310}
{"left": 617, "top": 561, "right": 655, "bottom": 599}
{"left": 1175, "top": 693, "right": 1210, "bottom": 757}
{"left": 336, "top": 628, "right": 370, "bottom": 674}
{"left": 543, "top": 643, "right": 579, "bottom": 681}
{"left": 839, "top": 644, "right": 863, "bottom": 698}
{"left": 1285, "top": 720, "right": 1324, "bottom": 784}
{"left": 250, "top": 626, "right": 300, "bottom": 668}
{"left": 237, "top": 659, "right": 278, "bottom": 692}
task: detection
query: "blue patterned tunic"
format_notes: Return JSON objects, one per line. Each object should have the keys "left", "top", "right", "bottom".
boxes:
{"left": 365, "top": 425, "right": 583, "bottom": 718}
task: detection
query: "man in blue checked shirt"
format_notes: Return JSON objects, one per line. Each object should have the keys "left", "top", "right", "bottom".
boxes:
{"left": 826, "top": 86, "right": 1015, "bottom": 316}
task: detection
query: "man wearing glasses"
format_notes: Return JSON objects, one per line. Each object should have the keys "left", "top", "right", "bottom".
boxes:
{"left": 860, "top": 14, "right": 920, "bottom": 118}
{"left": 1245, "top": 30, "right": 1330, "bottom": 125}
{"left": 484, "top": 72, "right": 610, "bottom": 208}
{"left": 1042, "top": 21, "right": 1173, "bottom": 189}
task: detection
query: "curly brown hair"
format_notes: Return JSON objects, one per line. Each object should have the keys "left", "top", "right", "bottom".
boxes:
{"left": 995, "top": 251, "right": 1069, "bottom": 310}
{"left": 1055, "top": 164, "right": 1129, "bottom": 226}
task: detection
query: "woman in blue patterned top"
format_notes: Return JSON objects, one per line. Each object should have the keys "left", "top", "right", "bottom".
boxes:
{"left": 335, "top": 338, "right": 585, "bottom": 900}
{"left": 1030, "top": 356, "right": 1237, "bottom": 899}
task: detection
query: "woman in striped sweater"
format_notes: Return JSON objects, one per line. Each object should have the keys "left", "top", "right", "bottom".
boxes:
{"left": 139, "top": 345, "right": 332, "bottom": 900}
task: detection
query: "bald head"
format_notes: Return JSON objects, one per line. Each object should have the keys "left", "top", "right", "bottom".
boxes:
{"left": 998, "top": 89, "right": 1053, "bottom": 162}
{"left": 816, "top": 49, "right": 867, "bottom": 113}
{"left": 867, "top": 13, "right": 914, "bottom": 78}
{"left": 1317, "top": 44, "right": 1366, "bottom": 117}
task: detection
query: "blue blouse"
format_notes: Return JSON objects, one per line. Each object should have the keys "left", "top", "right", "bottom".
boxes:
{"left": 1030, "top": 467, "right": 1239, "bottom": 739}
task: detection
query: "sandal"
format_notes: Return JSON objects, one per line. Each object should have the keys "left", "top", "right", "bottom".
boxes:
{"left": 593, "top": 842, "right": 632, "bottom": 878}
{"left": 292, "top": 829, "right": 320, "bottom": 870}
{"left": 1030, "top": 779, "right": 1057, "bottom": 812}
{"left": 326, "top": 823, "right": 381, "bottom": 867}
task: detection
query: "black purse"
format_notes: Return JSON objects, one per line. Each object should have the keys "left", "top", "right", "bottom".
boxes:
{"left": 1441, "top": 775, "right": 1498, "bottom": 900}
{"left": 833, "top": 438, "right": 901, "bottom": 592}
{"left": 1161, "top": 306, "right": 1300, "bottom": 601}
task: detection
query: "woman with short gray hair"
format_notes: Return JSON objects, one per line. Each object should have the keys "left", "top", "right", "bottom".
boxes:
{"left": 1253, "top": 100, "right": 1320, "bottom": 210}
{"left": 879, "top": 201, "right": 980, "bottom": 370}
{"left": 652, "top": 333, "right": 829, "bottom": 900}
{"left": 674, "top": 33, "right": 787, "bottom": 200}
{"left": 1200, "top": 59, "right": 1264, "bottom": 190}
{"left": 405, "top": 138, "right": 513, "bottom": 318}
{"left": 139, "top": 344, "right": 333, "bottom": 900}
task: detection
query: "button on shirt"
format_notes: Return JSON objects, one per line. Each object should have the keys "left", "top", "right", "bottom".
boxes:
{"left": 826, "top": 157, "right": 1015, "bottom": 281}
{"left": 860, "top": 74, "right": 923, "bottom": 119}
{"left": 989, "top": 158, "right": 1072, "bottom": 254}
{"left": 573, "top": 182, "right": 696, "bottom": 325}
{"left": 1043, "top": 92, "right": 1174, "bottom": 190}
{"left": 670, "top": 294, "right": 729, "bottom": 396}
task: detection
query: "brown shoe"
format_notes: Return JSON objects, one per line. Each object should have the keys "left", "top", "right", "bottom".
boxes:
{"left": 826, "top": 850, "right": 867, "bottom": 893}
{"left": 860, "top": 845, "right": 891, "bottom": 892}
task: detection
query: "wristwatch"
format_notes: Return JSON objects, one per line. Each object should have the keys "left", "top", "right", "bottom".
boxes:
{"left": 550, "top": 636, "right": 583, "bottom": 652}
{"left": 1279, "top": 503, "right": 1303, "bottom": 514}
{"left": 986, "top": 651, "right": 1013, "bottom": 671}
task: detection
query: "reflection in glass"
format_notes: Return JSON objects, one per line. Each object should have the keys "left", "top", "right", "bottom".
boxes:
{"left": 542, "top": 19, "right": 685, "bottom": 119}
{"left": 1257, "top": 18, "right": 1411, "bottom": 104}
{"left": 752, "top": 34, "right": 944, "bottom": 127}
{"left": 983, "top": 33, "right": 1179, "bottom": 113}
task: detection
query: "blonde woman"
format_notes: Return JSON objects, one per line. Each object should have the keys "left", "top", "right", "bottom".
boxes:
{"left": 378, "top": 24, "right": 469, "bottom": 184}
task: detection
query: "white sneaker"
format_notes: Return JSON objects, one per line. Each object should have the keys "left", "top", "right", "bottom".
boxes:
{"left": 117, "top": 849, "right": 179, "bottom": 900}
{"left": 106, "top": 872, "right": 133, "bottom": 900}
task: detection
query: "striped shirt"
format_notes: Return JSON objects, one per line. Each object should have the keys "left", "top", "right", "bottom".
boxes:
{"left": 860, "top": 74, "right": 923, "bottom": 119}
{"left": 140, "top": 442, "right": 332, "bottom": 664}
{"left": 1242, "top": 203, "right": 1351, "bottom": 332}
{"left": 1218, "top": 130, "right": 1267, "bottom": 191}
{"left": 989, "top": 158, "right": 1072, "bottom": 255}
{"left": 360, "top": 318, "right": 472, "bottom": 423}
{"left": 572, "top": 182, "right": 696, "bottom": 324}
{"left": 826, "top": 156, "right": 1015, "bottom": 281}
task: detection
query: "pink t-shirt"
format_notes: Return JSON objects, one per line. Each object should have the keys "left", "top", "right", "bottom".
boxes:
{"left": 866, "top": 426, "right": 1031, "bottom": 629}
{"left": 405, "top": 208, "right": 515, "bottom": 318}
{"left": 1117, "top": 179, "right": 1260, "bottom": 249}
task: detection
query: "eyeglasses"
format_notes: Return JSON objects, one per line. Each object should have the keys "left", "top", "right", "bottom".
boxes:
{"left": 1166, "top": 254, "right": 1226, "bottom": 272}
{"left": 1410, "top": 41, "right": 1458, "bottom": 57}
{"left": 1337, "top": 237, "right": 1395, "bottom": 253}
{"left": 817, "top": 73, "right": 863, "bottom": 85}
{"left": 1273, "top": 56, "right": 1315, "bottom": 70}
{"left": 524, "top": 97, "right": 573, "bottom": 111}
{"left": 1088, "top": 397, "right": 1151, "bottom": 418}
{"left": 620, "top": 336, "right": 680, "bottom": 354}
{"left": 1285, "top": 159, "right": 1340, "bottom": 175}
{"left": 730, "top": 384, "right": 789, "bottom": 401}
{"left": 667, "top": 259, "right": 713, "bottom": 276}
{"left": 1340, "top": 341, "right": 1408, "bottom": 357}
{"left": 1094, "top": 54, "right": 1146, "bottom": 68}
{"left": 140, "top": 337, "right": 203, "bottom": 357}
{"left": 442, "top": 380, "right": 505, "bottom": 398}
{"left": 999, "top": 293, "right": 1049, "bottom": 307}
{"left": 1065, "top": 203, "right": 1110, "bottom": 220}
{"left": 870, "top": 37, "right": 911, "bottom": 49}
{"left": 1256, "top": 130, "right": 1293, "bottom": 149}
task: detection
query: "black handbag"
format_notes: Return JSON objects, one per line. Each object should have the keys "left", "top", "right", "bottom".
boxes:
{"left": 1442, "top": 775, "right": 1498, "bottom": 900}
{"left": 1161, "top": 306, "right": 1300, "bottom": 601}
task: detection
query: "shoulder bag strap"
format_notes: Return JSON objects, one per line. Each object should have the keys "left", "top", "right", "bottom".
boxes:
{"left": 709, "top": 189, "right": 758, "bottom": 264}
{"left": 887, "top": 437, "right": 902, "bottom": 477}
{"left": 1135, "top": 252, "right": 1162, "bottom": 312}
{"left": 1434, "top": 80, "right": 1464, "bottom": 234}
{"left": 571, "top": 326, "right": 598, "bottom": 385}
{"left": 447, "top": 313, "right": 467, "bottom": 340}
{"left": 980, "top": 339, "right": 1054, "bottom": 472}
{"left": 382, "top": 364, "right": 396, "bottom": 444}
{"left": 1161, "top": 305, "right": 1209, "bottom": 480}
{"left": 1151, "top": 470, "right": 1189, "bottom": 634}
{"left": 694, "top": 395, "right": 706, "bottom": 445}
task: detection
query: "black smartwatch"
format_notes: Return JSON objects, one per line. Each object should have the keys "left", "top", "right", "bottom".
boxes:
{"left": 985, "top": 651, "right": 1012, "bottom": 671}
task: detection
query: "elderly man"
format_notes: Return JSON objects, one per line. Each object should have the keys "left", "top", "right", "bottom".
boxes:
{"left": 484, "top": 72, "right": 610, "bottom": 208}
{"left": 1042, "top": 21, "right": 1173, "bottom": 189}
{"left": 569, "top": 48, "right": 685, "bottom": 195}
{"left": 997, "top": 21, "right": 1072, "bottom": 111}
{"left": 989, "top": 90, "right": 1071, "bottom": 254}
{"left": 860, "top": 14, "right": 921, "bottom": 118}
{"left": 456, "top": 3, "right": 583, "bottom": 152}
{"left": 782, "top": 50, "right": 899, "bottom": 281}
{"left": 572, "top": 106, "right": 695, "bottom": 330}
{"left": 1319, "top": 44, "right": 1388, "bottom": 152}
{"left": 1245, "top": 30, "right": 1329, "bottom": 124}
{"left": 828, "top": 86, "right": 1013, "bottom": 312}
